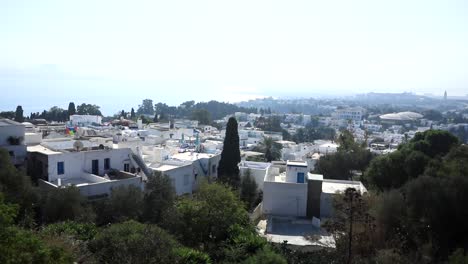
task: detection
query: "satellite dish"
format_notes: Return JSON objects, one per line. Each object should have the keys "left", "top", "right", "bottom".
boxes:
{"left": 73, "top": 140, "right": 84, "bottom": 151}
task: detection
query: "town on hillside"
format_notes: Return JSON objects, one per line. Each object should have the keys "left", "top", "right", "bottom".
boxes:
{"left": 1, "top": 93, "right": 468, "bottom": 263}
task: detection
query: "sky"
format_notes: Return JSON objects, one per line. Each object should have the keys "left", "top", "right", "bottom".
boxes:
{"left": 1, "top": 0, "right": 468, "bottom": 115}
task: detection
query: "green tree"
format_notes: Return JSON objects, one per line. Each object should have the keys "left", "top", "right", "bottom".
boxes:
{"left": 191, "top": 109, "right": 211, "bottom": 125}
{"left": 218, "top": 117, "right": 241, "bottom": 188}
{"left": 41, "top": 186, "right": 94, "bottom": 224}
{"left": 175, "top": 248, "right": 212, "bottom": 264}
{"left": 76, "top": 103, "right": 102, "bottom": 116}
{"left": 323, "top": 188, "right": 374, "bottom": 264}
{"left": 0, "top": 149, "right": 39, "bottom": 226}
{"left": 130, "top": 107, "right": 135, "bottom": 119}
{"left": 89, "top": 220, "right": 180, "bottom": 264}
{"left": 316, "top": 144, "right": 373, "bottom": 180}
{"left": 337, "top": 130, "right": 356, "bottom": 152}
{"left": 40, "top": 221, "right": 97, "bottom": 263}
{"left": 95, "top": 185, "right": 143, "bottom": 225}
{"left": 15, "top": 105, "right": 24, "bottom": 122}
{"left": 159, "top": 111, "right": 166, "bottom": 121}
{"left": 0, "top": 111, "right": 15, "bottom": 119}
{"left": 142, "top": 172, "right": 175, "bottom": 224}
{"left": 0, "top": 193, "right": 71, "bottom": 264}
{"left": 137, "top": 99, "right": 154, "bottom": 115}
{"left": 364, "top": 130, "right": 459, "bottom": 191}
{"left": 170, "top": 182, "right": 250, "bottom": 253}
{"left": 422, "top": 109, "right": 443, "bottom": 121}
{"left": 240, "top": 170, "right": 259, "bottom": 211}
{"left": 153, "top": 113, "right": 159, "bottom": 123}
{"left": 242, "top": 248, "right": 287, "bottom": 264}
{"left": 67, "top": 102, "right": 76, "bottom": 117}
{"left": 257, "top": 137, "right": 282, "bottom": 162}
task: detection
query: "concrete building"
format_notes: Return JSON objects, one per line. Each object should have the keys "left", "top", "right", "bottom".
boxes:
{"left": 332, "top": 107, "right": 365, "bottom": 123}
{"left": 70, "top": 115, "right": 102, "bottom": 126}
{"left": 259, "top": 160, "right": 367, "bottom": 250}
{"left": 27, "top": 139, "right": 143, "bottom": 198}
{"left": 262, "top": 160, "right": 367, "bottom": 219}
{"left": 263, "top": 161, "right": 323, "bottom": 218}
{"left": 145, "top": 147, "right": 221, "bottom": 196}
{"left": 0, "top": 119, "right": 27, "bottom": 167}
{"left": 152, "top": 162, "right": 194, "bottom": 196}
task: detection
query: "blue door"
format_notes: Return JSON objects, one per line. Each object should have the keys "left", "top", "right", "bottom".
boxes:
{"left": 92, "top": 160, "right": 99, "bottom": 175}
{"left": 297, "top": 172, "right": 305, "bottom": 183}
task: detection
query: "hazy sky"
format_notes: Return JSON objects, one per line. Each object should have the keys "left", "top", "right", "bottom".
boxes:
{"left": 1, "top": 0, "right": 467, "bottom": 115}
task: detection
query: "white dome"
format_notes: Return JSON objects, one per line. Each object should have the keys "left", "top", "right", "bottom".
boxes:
{"left": 380, "top": 111, "right": 423, "bottom": 121}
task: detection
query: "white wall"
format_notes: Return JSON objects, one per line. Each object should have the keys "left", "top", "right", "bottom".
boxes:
{"left": 262, "top": 181, "right": 308, "bottom": 217}
{"left": 78, "top": 176, "right": 143, "bottom": 197}
{"left": 286, "top": 165, "right": 308, "bottom": 183}
{"left": 2, "top": 145, "right": 27, "bottom": 165}
{"left": 47, "top": 148, "right": 133, "bottom": 182}
{"left": 158, "top": 164, "right": 194, "bottom": 196}
{"left": 70, "top": 115, "right": 102, "bottom": 126}
{"left": 0, "top": 123, "right": 25, "bottom": 146}
{"left": 239, "top": 161, "right": 271, "bottom": 190}
{"left": 24, "top": 132, "right": 42, "bottom": 145}
{"left": 320, "top": 193, "right": 334, "bottom": 219}
{"left": 240, "top": 167, "right": 267, "bottom": 190}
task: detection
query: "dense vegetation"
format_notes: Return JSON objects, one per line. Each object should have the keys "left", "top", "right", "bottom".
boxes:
{"left": 315, "top": 130, "right": 373, "bottom": 180}
{"left": 137, "top": 99, "right": 257, "bottom": 124}
{"left": 301, "top": 130, "right": 468, "bottom": 264}
{"left": 1, "top": 99, "right": 256, "bottom": 125}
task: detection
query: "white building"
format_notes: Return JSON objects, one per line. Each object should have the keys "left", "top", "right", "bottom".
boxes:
{"left": 0, "top": 119, "right": 27, "bottom": 167}
{"left": 262, "top": 160, "right": 367, "bottom": 219}
{"left": 239, "top": 161, "right": 275, "bottom": 190}
{"left": 173, "top": 119, "right": 199, "bottom": 129}
{"left": 152, "top": 163, "right": 194, "bottom": 196}
{"left": 27, "top": 139, "right": 143, "bottom": 198}
{"left": 146, "top": 149, "right": 221, "bottom": 196}
{"left": 70, "top": 115, "right": 102, "bottom": 126}
{"left": 332, "top": 107, "right": 365, "bottom": 122}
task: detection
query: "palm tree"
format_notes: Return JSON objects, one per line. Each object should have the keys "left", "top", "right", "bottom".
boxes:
{"left": 259, "top": 137, "right": 282, "bottom": 162}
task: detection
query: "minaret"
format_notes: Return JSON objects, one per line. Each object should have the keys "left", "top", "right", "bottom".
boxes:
{"left": 444, "top": 90, "right": 447, "bottom": 100}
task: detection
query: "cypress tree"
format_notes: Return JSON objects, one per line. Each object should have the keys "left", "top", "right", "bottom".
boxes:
{"left": 67, "top": 102, "right": 76, "bottom": 117}
{"left": 131, "top": 108, "right": 136, "bottom": 119}
{"left": 15, "top": 105, "right": 24, "bottom": 123}
{"left": 217, "top": 117, "right": 241, "bottom": 188}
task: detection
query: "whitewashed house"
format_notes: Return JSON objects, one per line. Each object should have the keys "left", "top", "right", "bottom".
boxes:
{"left": 262, "top": 160, "right": 367, "bottom": 219}
{"left": 0, "top": 119, "right": 27, "bottom": 167}
{"left": 27, "top": 139, "right": 143, "bottom": 198}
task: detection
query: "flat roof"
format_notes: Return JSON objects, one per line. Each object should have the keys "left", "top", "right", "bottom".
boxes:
{"left": 308, "top": 173, "right": 323, "bottom": 181}
{"left": 242, "top": 151, "right": 264, "bottom": 156}
{"left": 272, "top": 172, "right": 323, "bottom": 183}
{"left": 322, "top": 179, "right": 366, "bottom": 194}
{"left": 0, "top": 119, "right": 23, "bottom": 127}
{"left": 153, "top": 164, "right": 180, "bottom": 172}
{"left": 171, "top": 151, "right": 216, "bottom": 161}
{"left": 50, "top": 176, "right": 109, "bottom": 186}
{"left": 287, "top": 160, "right": 307, "bottom": 167}
{"left": 42, "top": 139, "right": 98, "bottom": 151}
{"left": 27, "top": 145, "right": 61, "bottom": 155}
